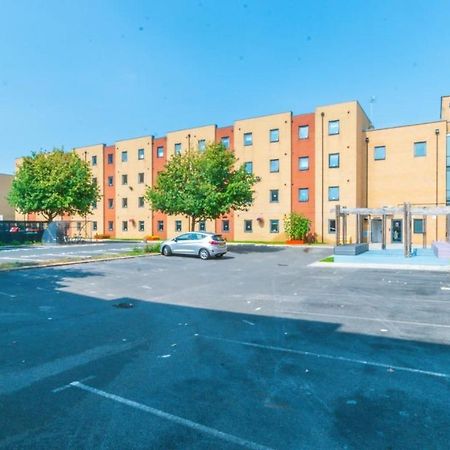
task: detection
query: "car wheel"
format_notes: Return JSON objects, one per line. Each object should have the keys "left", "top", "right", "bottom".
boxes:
{"left": 199, "top": 248, "right": 210, "bottom": 260}
{"left": 162, "top": 246, "right": 172, "bottom": 256}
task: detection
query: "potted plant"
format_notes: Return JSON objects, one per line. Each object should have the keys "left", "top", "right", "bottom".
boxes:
{"left": 284, "top": 213, "right": 311, "bottom": 244}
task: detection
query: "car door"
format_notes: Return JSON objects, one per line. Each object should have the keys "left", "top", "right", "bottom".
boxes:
{"left": 171, "top": 233, "right": 191, "bottom": 254}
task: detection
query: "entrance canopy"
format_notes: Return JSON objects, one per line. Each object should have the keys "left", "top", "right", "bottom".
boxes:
{"left": 333, "top": 204, "right": 450, "bottom": 257}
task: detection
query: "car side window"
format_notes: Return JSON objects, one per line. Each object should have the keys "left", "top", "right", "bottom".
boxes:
{"left": 176, "top": 234, "right": 190, "bottom": 241}
{"left": 194, "top": 233, "right": 204, "bottom": 240}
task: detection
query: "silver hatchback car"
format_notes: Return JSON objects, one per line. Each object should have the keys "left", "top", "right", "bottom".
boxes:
{"left": 161, "top": 232, "right": 227, "bottom": 260}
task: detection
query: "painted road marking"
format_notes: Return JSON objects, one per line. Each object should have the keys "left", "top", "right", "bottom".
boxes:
{"left": 199, "top": 335, "right": 450, "bottom": 380}
{"left": 52, "top": 375, "right": 96, "bottom": 393}
{"left": 68, "top": 381, "right": 273, "bottom": 450}
{"left": 0, "top": 339, "right": 146, "bottom": 396}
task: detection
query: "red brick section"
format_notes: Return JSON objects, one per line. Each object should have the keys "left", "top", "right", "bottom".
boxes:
{"left": 152, "top": 137, "right": 167, "bottom": 239}
{"left": 215, "top": 126, "right": 235, "bottom": 241}
{"left": 103, "top": 145, "right": 116, "bottom": 237}
{"left": 291, "top": 113, "right": 315, "bottom": 234}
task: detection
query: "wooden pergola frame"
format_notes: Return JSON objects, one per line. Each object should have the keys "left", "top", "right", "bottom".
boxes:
{"left": 334, "top": 203, "right": 450, "bottom": 257}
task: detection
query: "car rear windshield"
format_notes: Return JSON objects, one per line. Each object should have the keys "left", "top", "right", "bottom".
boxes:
{"left": 212, "top": 235, "right": 225, "bottom": 242}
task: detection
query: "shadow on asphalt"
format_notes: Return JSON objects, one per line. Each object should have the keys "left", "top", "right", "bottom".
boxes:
{"left": 0, "top": 266, "right": 449, "bottom": 449}
{"left": 227, "top": 244, "right": 285, "bottom": 254}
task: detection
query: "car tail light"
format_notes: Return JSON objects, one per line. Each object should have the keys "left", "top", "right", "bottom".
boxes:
{"left": 209, "top": 240, "right": 220, "bottom": 245}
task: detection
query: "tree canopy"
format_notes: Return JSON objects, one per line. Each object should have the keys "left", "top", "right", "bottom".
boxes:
{"left": 8, "top": 149, "right": 100, "bottom": 222}
{"left": 145, "top": 143, "right": 259, "bottom": 231}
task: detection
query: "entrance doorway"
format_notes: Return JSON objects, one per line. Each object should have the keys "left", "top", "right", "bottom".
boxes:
{"left": 392, "top": 219, "right": 402, "bottom": 243}
{"left": 371, "top": 219, "right": 382, "bottom": 243}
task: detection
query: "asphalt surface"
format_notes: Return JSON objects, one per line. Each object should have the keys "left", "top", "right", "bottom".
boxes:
{"left": 0, "top": 242, "right": 146, "bottom": 263}
{"left": 1, "top": 246, "right": 450, "bottom": 449}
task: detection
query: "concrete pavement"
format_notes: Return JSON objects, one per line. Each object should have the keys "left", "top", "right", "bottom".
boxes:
{"left": 1, "top": 246, "right": 450, "bottom": 449}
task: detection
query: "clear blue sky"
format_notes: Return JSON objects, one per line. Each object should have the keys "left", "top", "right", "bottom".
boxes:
{"left": 1, "top": 0, "right": 449, "bottom": 174}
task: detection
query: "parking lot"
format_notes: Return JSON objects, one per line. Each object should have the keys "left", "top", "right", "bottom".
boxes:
{"left": 1, "top": 245, "right": 450, "bottom": 449}
{"left": 0, "top": 242, "right": 146, "bottom": 263}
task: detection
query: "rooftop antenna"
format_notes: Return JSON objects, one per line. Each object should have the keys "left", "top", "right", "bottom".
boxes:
{"left": 369, "top": 96, "right": 376, "bottom": 121}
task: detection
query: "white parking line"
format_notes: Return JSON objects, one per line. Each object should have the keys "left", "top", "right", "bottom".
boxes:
{"left": 199, "top": 335, "right": 450, "bottom": 379}
{"left": 68, "top": 381, "right": 273, "bottom": 450}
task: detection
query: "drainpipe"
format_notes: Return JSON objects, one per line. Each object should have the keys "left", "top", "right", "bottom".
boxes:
{"left": 321, "top": 112, "right": 325, "bottom": 243}
{"left": 435, "top": 128, "right": 440, "bottom": 241}
{"left": 84, "top": 151, "right": 88, "bottom": 239}
{"left": 365, "top": 137, "right": 369, "bottom": 208}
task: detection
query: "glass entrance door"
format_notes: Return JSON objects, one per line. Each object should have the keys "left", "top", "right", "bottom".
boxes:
{"left": 392, "top": 219, "right": 402, "bottom": 243}
{"left": 371, "top": 219, "right": 382, "bottom": 243}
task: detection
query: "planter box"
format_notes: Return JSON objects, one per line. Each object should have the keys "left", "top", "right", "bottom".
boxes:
{"left": 286, "top": 239, "right": 304, "bottom": 245}
{"left": 334, "top": 243, "right": 369, "bottom": 255}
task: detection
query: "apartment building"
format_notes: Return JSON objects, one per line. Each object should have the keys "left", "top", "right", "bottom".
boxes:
{"left": 14, "top": 94, "right": 450, "bottom": 244}
{"left": 0, "top": 174, "right": 14, "bottom": 220}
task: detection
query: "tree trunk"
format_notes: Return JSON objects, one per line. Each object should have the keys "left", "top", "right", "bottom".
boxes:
{"left": 190, "top": 216, "right": 196, "bottom": 232}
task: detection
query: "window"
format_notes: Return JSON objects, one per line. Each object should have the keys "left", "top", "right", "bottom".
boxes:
{"left": 107, "top": 153, "right": 113, "bottom": 164}
{"left": 328, "top": 120, "right": 340, "bottom": 135}
{"left": 298, "top": 125, "right": 309, "bottom": 139}
{"left": 157, "top": 146, "right": 164, "bottom": 158}
{"left": 198, "top": 139, "right": 206, "bottom": 152}
{"left": 138, "top": 172, "right": 144, "bottom": 184}
{"left": 414, "top": 141, "right": 427, "bottom": 157}
{"left": 298, "top": 188, "right": 309, "bottom": 202}
{"left": 298, "top": 156, "right": 309, "bottom": 171}
{"left": 108, "top": 221, "right": 114, "bottom": 231}
{"left": 122, "top": 221, "right": 128, "bottom": 232}
{"left": 138, "top": 197, "right": 145, "bottom": 208}
{"left": 243, "top": 132, "right": 253, "bottom": 146}
{"left": 328, "top": 153, "right": 340, "bottom": 168}
{"left": 270, "top": 189, "right": 279, "bottom": 203}
{"left": 108, "top": 199, "right": 114, "bottom": 209}
{"left": 328, "top": 186, "right": 340, "bottom": 201}
{"left": 270, "top": 129, "right": 279, "bottom": 143}
{"left": 157, "top": 220, "right": 164, "bottom": 231}
{"left": 92, "top": 221, "right": 97, "bottom": 231}
{"left": 199, "top": 221, "right": 206, "bottom": 231}
{"left": 91, "top": 155, "right": 97, "bottom": 166}
{"left": 328, "top": 219, "right": 336, "bottom": 234}
{"left": 270, "top": 159, "right": 279, "bottom": 173}
{"left": 270, "top": 219, "right": 279, "bottom": 233}
{"left": 122, "top": 174, "right": 128, "bottom": 185}
{"left": 413, "top": 219, "right": 425, "bottom": 234}
{"left": 107, "top": 176, "right": 114, "bottom": 187}
{"left": 138, "top": 148, "right": 145, "bottom": 160}
{"left": 244, "top": 220, "right": 253, "bottom": 232}
{"left": 122, "top": 198, "right": 128, "bottom": 208}
{"left": 121, "top": 151, "right": 128, "bottom": 162}
{"left": 138, "top": 221, "right": 145, "bottom": 232}
{"left": 221, "top": 136, "right": 230, "bottom": 149}
{"left": 244, "top": 161, "right": 253, "bottom": 174}
{"left": 374, "top": 146, "right": 386, "bottom": 160}
{"left": 174, "top": 143, "right": 182, "bottom": 155}
{"left": 222, "top": 220, "right": 230, "bottom": 232}
{"left": 175, "top": 220, "right": 182, "bottom": 232}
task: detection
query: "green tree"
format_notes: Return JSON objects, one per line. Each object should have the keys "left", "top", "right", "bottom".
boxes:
{"left": 8, "top": 149, "right": 100, "bottom": 222}
{"left": 145, "top": 143, "right": 259, "bottom": 231}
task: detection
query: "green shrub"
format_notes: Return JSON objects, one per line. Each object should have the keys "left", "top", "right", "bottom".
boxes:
{"left": 284, "top": 213, "right": 311, "bottom": 240}
{"left": 144, "top": 243, "right": 161, "bottom": 253}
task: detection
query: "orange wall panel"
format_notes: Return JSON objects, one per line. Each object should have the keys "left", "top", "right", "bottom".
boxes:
{"left": 103, "top": 145, "right": 116, "bottom": 237}
{"left": 291, "top": 113, "right": 315, "bottom": 233}
{"left": 215, "top": 126, "right": 235, "bottom": 240}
